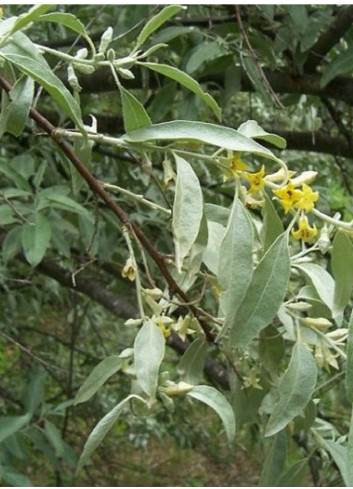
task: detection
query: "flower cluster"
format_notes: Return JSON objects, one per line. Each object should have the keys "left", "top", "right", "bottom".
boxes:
{"left": 272, "top": 179, "right": 319, "bottom": 243}
{"left": 224, "top": 152, "right": 320, "bottom": 243}
{"left": 272, "top": 181, "right": 319, "bottom": 214}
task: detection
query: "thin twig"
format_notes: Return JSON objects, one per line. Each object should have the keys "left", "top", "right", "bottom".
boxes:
{"left": 0, "top": 329, "right": 66, "bottom": 373}
{"left": 235, "top": 5, "right": 283, "bottom": 108}
{"left": 0, "top": 74, "right": 215, "bottom": 342}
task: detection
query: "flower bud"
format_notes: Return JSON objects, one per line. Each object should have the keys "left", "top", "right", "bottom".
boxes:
{"left": 291, "top": 171, "right": 318, "bottom": 187}
{"left": 326, "top": 328, "right": 348, "bottom": 342}
{"left": 76, "top": 48, "right": 88, "bottom": 59}
{"left": 116, "top": 67, "right": 135, "bottom": 80}
{"left": 301, "top": 317, "right": 332, "bottom": 330}
{"left": 164, "top": 381, "right": 193, "bottom": 396}
{"left": 67, "top": 64, "right": 81, "bottom": 92}
{"left": 107, "top": 48, "right": 115, "bottom": 62}
{"left": 143, "top": 287, "right": 163, "bottom": 300}
{"left": 73, "top": 62, "right": 96, "bottom": 75}
{"left": 124, "top": 318, "right": 142, "bottom": 327}
{"left": 317, "top": 225, "right": 331, "bottom": 254}
{"left": 98, "top": 27, "right": 113, "bottom": 54}
{"left": 286, "top": 301, "right": 312, "bottom": 311}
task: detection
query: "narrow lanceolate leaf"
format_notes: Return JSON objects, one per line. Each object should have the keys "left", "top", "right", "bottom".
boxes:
{"left": 277, "top": 458, "right": 309, "bottom": 487}
{"left": 265, "top": 342, "right": 317, "bottom": 437}
{"left": 123, "top": 121, "right": 281, "bottom": 163}
{"left": 77, "top": 394, "right": 145, "bottom": 473}
{"left": 241, "top": 56, "right": 274, "bottom": 106}
{"left": 259, "top": 431, "right": 287, "bottom": 486}
{"left": 331, "top": 232, "right": 353, "bottom": 320}
{"left": 230, "top": 232, "right": 290, "bottom": 348}
{"left": 187, "top": 385, "right": 235, "bottom": 442}
{"left": 345, "top": 309, "right": 353, "bottom": 402}
{"left": 44, "top": 420, "right": 65, "bottom": 458}
{"left": 177, "top": 337, "right": 208, "bottom": 385}
{"left": 218, "top": 197, "right": 253, "bottom": 334}
{"left": 133, "top": 320, "right": 165, "bottom": 398}
{"left": 136, "top": 5, "right": 185, "bottom": 49}
{"left": 0, "top": 413, "right": 31, "bottom": 443}
{"left": 294, "top": 262, "right": 335, "bottom": 313}
{"left": 203, "top": 221, "right": 225, "bottom": 275}
{"left": 38, "top": 12, "right": 88, "bottom": 38}
{"left": 142, "top": 62, "right": 221, "bottom": 121}
{"left": 1, "top": 75, "right": 34, "bottom": 137}
{"left": 21, "top": 213, "right": 51, "bottom": 267}
{"left": 38, "top": 193, "right": 89, "bottom": 215}
{"left": 174, "top": 212, "right": 208, "bottom": 292}
{"left": 172, "top": 154, "right": 203, "bottom": 273}
{"left": 261, "top": 191, "right": 284, "bottom": 252}
{"left": 0, "top": 32, "right": 84, "bottom": 133}
{"left": 74, "top": 356, "right": 123, "bottom": 405}
{"left": 237, "top": 120, "right": 287, "bottom": 149}
{"left": 322, "top": 440, "right": 349, "bottom": 486}
{"left": 10, "top": 5, "right": 52, "bottom": 35}
{"left": 119, "top": 85, "right": 152, "bottom": 133}
{"left": 320, "top": 49, "right": 353, "bottom": 88}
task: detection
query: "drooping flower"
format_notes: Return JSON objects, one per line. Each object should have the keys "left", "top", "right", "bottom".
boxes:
{"left": 272, "top": 181, "right": 303, "bottom": 213}
{"left": 153, "top": 315, "right": 174, "bottom": 339}
{"left": 121, "top": 256, "right": 136, "bottom": 281}
{"left": 244, "top": 165, "right": 266, "bottom": 194}
{"left": 294, "top": 183, "right": 319, "bottom": 212}
{"left": 230, "top": 152, "right": 247, "bottom": 172}
{"left": 291, "top": 215, "right": 318, "bottom": 242}
{"left": 223, "top": 152, "right": 247, "bottom": 181}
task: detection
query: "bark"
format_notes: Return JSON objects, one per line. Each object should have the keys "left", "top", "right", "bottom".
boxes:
{"left": 65, "top": 66, "right": 353, "bottom": 107}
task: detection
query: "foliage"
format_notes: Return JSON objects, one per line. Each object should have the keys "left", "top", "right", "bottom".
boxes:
{"left": 1, "top": 4, "right": 353, "bottom": 486}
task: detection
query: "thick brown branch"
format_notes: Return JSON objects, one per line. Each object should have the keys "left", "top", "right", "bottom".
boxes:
{"left": 272, "top": 130, "right": 352, "bottom": 159}
{"left": 67, "top": 66, "right": 353, "bottom": 107}
{"left": 37, "top": 259, "right": 136, "bottom": 319}
{"left": 35, "top": 257, "right": 230, "bottom": 389}
{"left": 0, "top": 73, "right": 214, "bottom": 342}
{"left": 321, "top": 98, "right": 353, "bottom": 153}
{"left": 304, "top": 5, "right": 353, "bottom": 73}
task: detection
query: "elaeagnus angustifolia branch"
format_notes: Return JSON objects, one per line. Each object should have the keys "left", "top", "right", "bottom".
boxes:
{"left": 0, "top": 73, "right": 215, "bottom": 342}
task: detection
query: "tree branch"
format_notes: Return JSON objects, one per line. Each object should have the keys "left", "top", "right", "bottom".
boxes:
{"left": 73, "top": 112, "right": 352, "bottom": 159}
{"left": 0, "top": 73, "right": 215, "bottom": 342}
{"left": 304, "top": 5, "right": 353, "bottom": 73}
{"left": 65, "top": 66, "right": 353, "bottom": 107}
{"left": 37, "top": 259, "right": 136, "bottom": 319}
{"left": 269, "top": 130, "right": 352, "bottom": 159}
{"left": 35, "top": 257, "right": 230, "bottom": 390}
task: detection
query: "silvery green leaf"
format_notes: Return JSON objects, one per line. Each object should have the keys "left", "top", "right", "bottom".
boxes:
{"left": 265, "top": 342, "right": 317, "bottom": 437}
{"left": 187, "top": 385, "right": 235, "bottom": 442}
{"left": 172, "top": 154, "right": 203, "bottom": 273}
{"left": 133, "top": 319, "right": 165, "bottom": 398}
{"left": 230, "top": 232, "right": 290, "bottom": 347}
{"left": 218, "top": 197, "right": 253, "bottom": 333}
{"left": 74, "top": 356, "right": 123, "bottom": 405}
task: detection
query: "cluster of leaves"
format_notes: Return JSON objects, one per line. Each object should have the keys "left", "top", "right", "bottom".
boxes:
{"left": 1, "top": 4, "right": 353, "bottom": 487}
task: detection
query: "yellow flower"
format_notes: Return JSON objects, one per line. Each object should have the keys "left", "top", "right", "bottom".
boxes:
{"left": 244, "top": 165, "right": 266, "bottom": 194}
{"left": 121, "top": 256, "right": 136, "bottom": 281}
{"left": 157, "top": 321, "right": 171, "bottom": 338}
{"left": 223, "top": 152, "right": 247, "bottom": 181}
{"left": 272, "top": 181, "right": 303, "bottom": 213}
{"left": 294, "top": 183, "right": 319, "bottom": 212}
{"left": 154, "top": 315, "right": 174, "bottom": 338}
{"left": 291, "top": 215, "right": 318, "bottom": 243}
{"left": 230, "top": 152, "right": 247, "bottom": 172}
